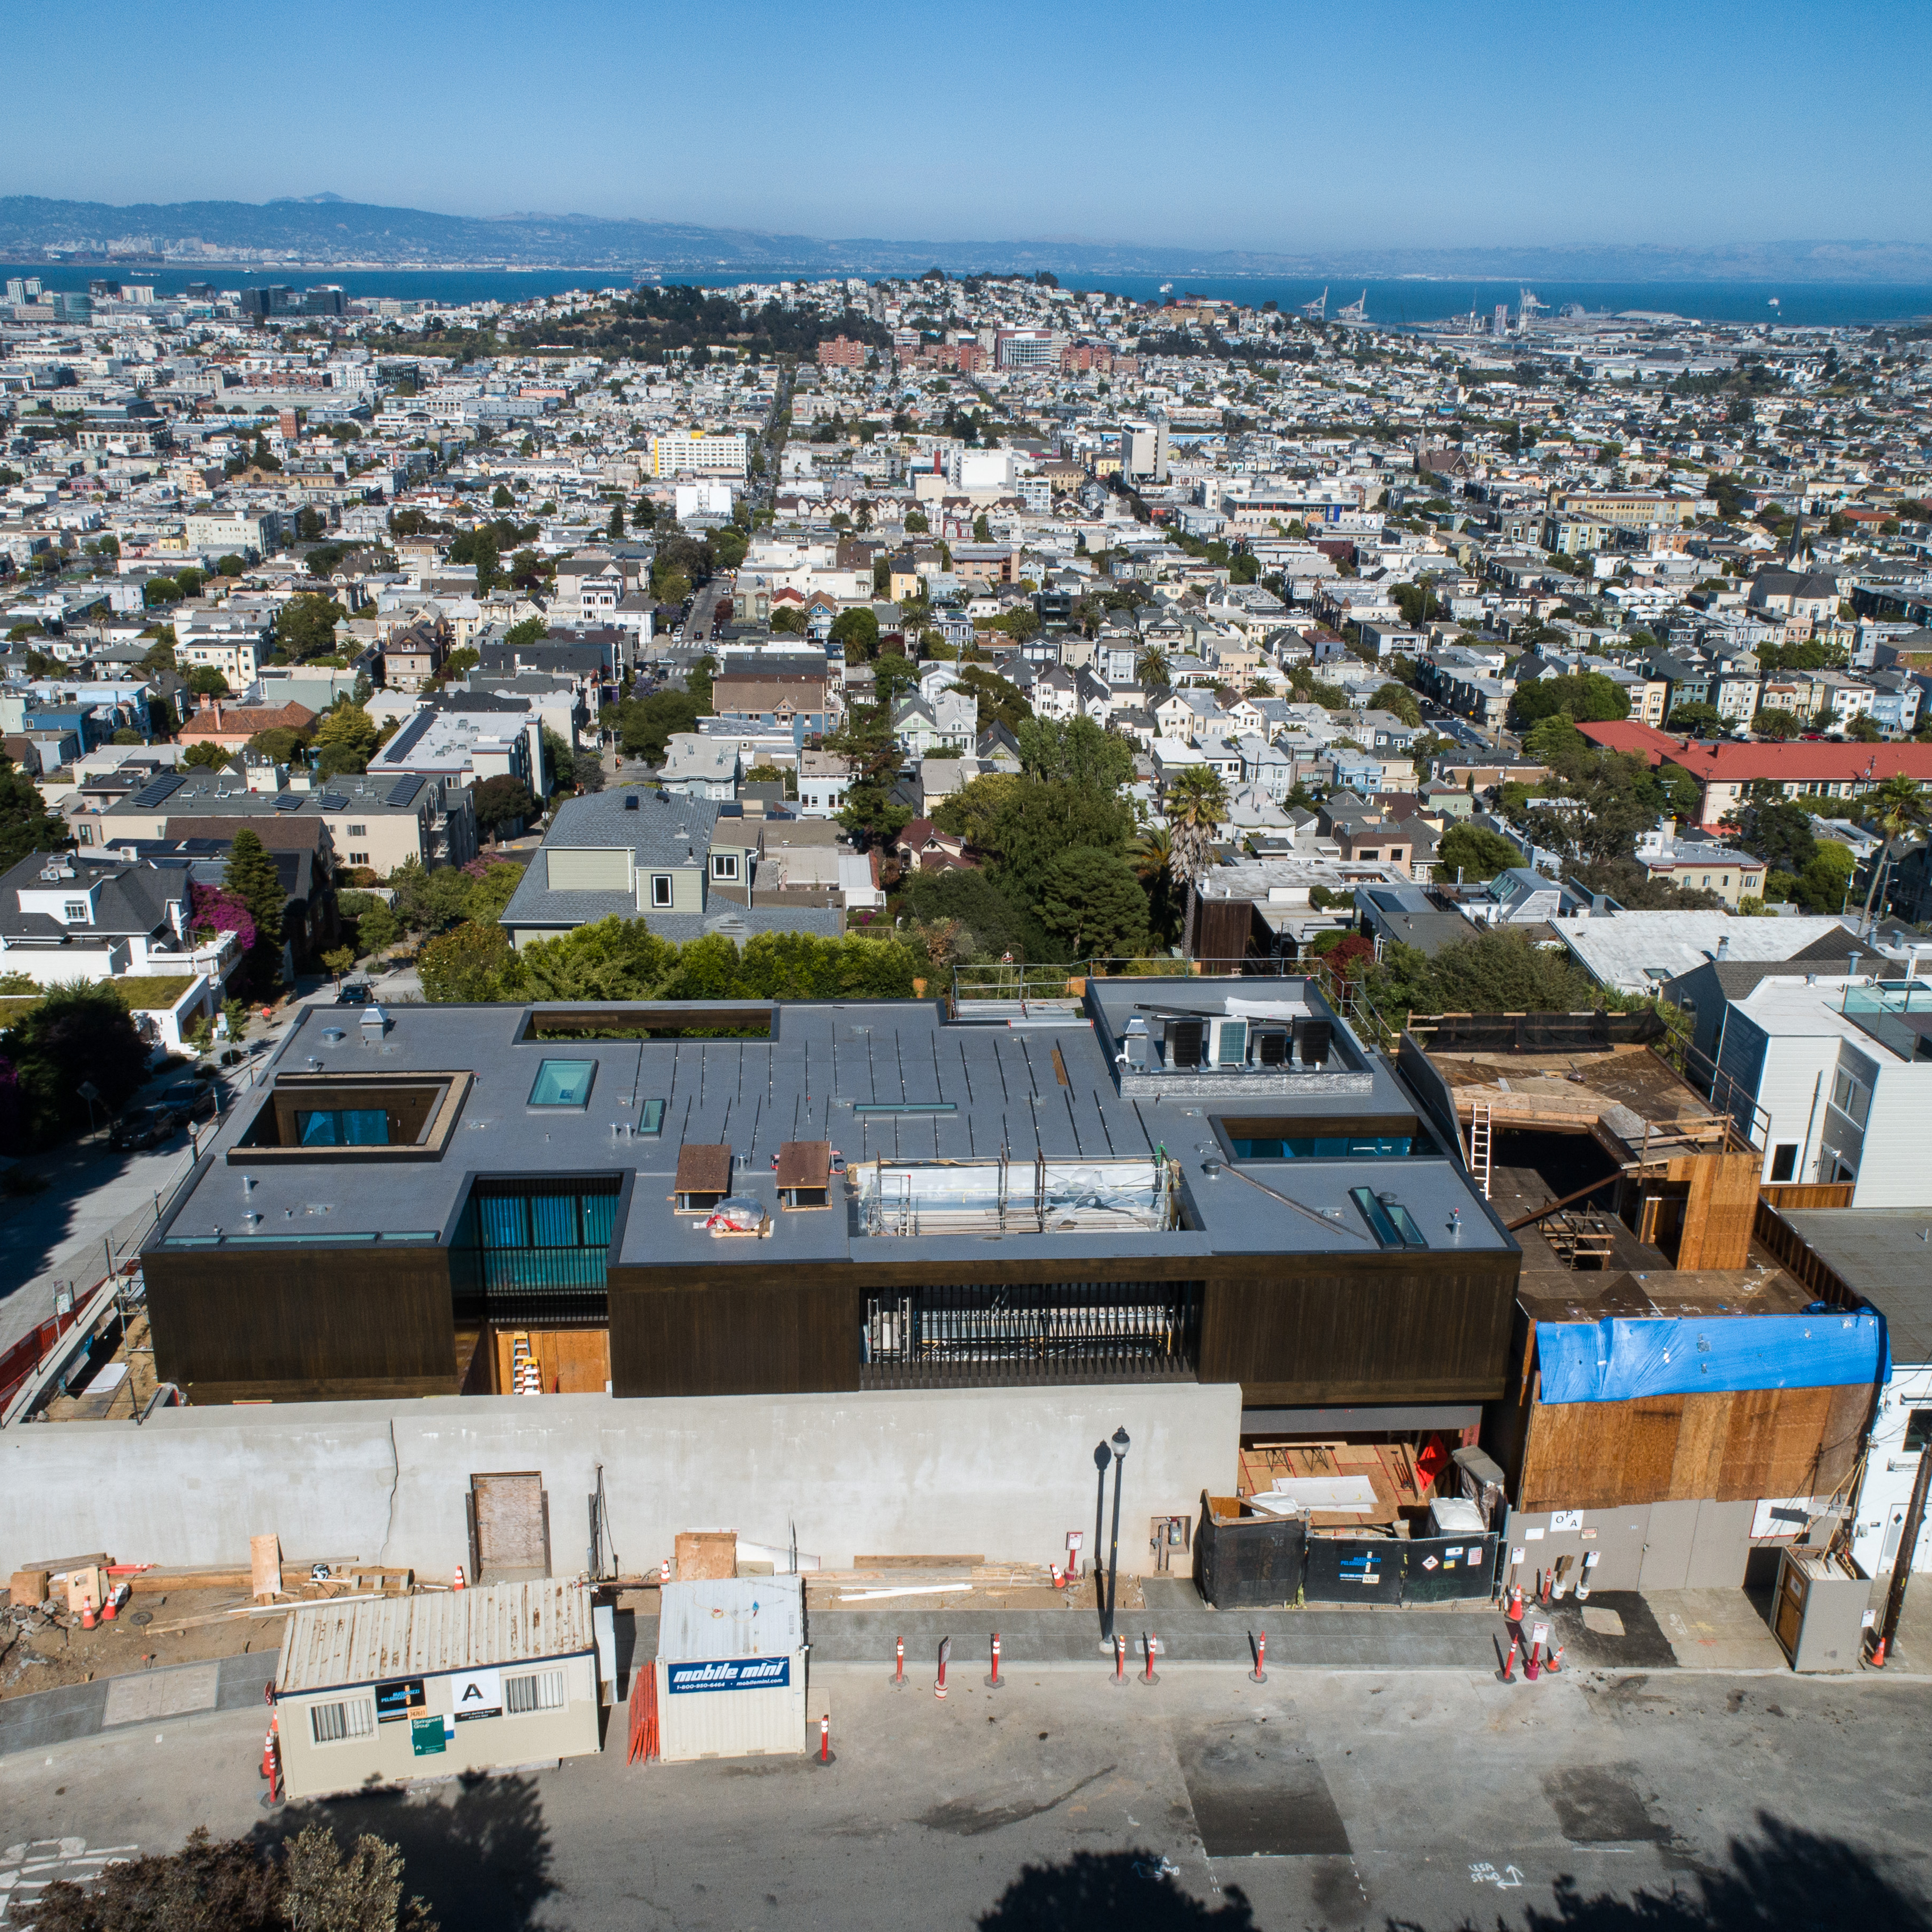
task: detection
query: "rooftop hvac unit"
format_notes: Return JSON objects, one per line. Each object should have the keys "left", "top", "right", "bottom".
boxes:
{"left": 1165, "top": 1016, "right": 1203, "bottom": 1069}
{"left": 1208, "top": 1015, "right": 1248, "bottom": 1068}
{"left": 1294, "top": 1018, "right": 1333, "bottom": 1068}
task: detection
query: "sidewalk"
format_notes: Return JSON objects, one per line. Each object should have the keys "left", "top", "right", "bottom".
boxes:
{"left": 11, "top": 1582, "right": 1932, "bottom": 1762}
{"left": 0, "top": 1650, "right": 277, "bottom": 1757}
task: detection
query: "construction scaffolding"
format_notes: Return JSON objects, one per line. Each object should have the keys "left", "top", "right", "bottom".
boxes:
{"left": 854, "top": 1155, "right": 1179, "bottom": 1238}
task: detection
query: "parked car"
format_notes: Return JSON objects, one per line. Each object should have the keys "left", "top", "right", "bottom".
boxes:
{"left": 109, "top": 1104, "right": 180, "bottom": 1152}
{"left": 337, "top": 980, "right": 373, "bottom": 1006}
{"left": 162, "top": 1081, "right": 217, "bottom": 1124}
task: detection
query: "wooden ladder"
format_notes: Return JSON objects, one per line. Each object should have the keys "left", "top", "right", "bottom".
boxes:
{"left": 1467, "top": 1101, "right": 1493, "bottom": 1200}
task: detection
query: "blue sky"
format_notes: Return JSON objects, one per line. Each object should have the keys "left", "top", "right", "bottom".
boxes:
{"left": 11, "top": 0, "right": 1931, "bottom": 248}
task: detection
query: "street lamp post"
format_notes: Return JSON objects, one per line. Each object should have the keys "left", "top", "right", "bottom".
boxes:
{"left": 1092, "top": 1441, "right": 1110, "bottom": 1590}
{"left": 1102, "top": 1425, "right": 1130, "bottom": 1645}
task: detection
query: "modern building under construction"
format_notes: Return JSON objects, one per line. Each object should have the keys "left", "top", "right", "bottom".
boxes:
{"left": 1401, "top": 1007, "right": 1883, "bottom": 1592}
{"left": 138, "top": 979, "right": 1518, "bottom": 1482}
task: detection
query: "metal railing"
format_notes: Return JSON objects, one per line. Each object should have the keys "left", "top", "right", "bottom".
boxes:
{"left": 859, "top": 1281, "right": 1201, "bottom": 1389}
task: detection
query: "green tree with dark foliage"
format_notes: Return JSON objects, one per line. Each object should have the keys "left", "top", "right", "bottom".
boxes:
{"left": 0, "top": 753, "right": 69, "bottom": 872}
{"left": 1037, "top": 847, "right": 1150, "bottom": 960}
{"left": 474, "top": 775, "right": 537, "bottom": 840}
{"left": 830, "top": 606, "right": 881, "bottom": 662}
{"left": 1509, "top": 671, "right": 1630, "bottom": 729}
{"left": 224, "top": 828, "right": 288, "bottom": 986}
{"left": 1436, "top": 822, "right": 1523, "bottom": 882}
{"left": 273, "top": 594, "right": 346, "bottom": 663}
{"left": 0, "top": 982, "right": 148, "bottom": 1146}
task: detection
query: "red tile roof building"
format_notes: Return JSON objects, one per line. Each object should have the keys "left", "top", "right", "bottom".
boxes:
{"left": 1579, "top": 722, "right": 1932, "bottom": 828}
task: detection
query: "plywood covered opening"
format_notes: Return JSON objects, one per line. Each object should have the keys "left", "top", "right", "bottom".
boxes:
{"left": 674, "top": 1144, "right": 733, "bottom": 1212}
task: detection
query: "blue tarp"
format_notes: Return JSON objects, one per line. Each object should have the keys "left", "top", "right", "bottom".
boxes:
{"left": 1537, "top": 1311, "right": 1887, "bottom": 1404}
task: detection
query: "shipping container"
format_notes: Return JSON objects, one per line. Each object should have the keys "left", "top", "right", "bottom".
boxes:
{"left": 654, "top": 1574, "right": 807, "bottom": 1763}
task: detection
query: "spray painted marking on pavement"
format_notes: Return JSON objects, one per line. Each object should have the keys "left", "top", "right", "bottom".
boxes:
{"left": 0, "top": 1842, "right": 141, "bottom": 1923}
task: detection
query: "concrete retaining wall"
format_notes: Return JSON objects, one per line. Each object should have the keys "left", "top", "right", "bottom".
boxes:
{"left": 1, "top": 1383, "right": 1241, "bottom": 1581}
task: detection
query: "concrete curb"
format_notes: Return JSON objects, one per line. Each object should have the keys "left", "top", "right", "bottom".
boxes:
{"left": 0, "top": 1649, "right": 277, "bottom": 1758}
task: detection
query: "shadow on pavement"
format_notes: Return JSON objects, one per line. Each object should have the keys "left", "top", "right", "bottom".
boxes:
{"left": 256, "top": 1770, "right": 555, "bottom": 1932}
{"left": 1389, "top": 1813, "right": 1929, "bottom": 1932}
{"left": 976, "top": 1850, "right": 1254, "bottom": 1928}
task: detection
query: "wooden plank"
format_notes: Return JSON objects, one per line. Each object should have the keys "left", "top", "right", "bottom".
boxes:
{"left": 249, "top": 1534, "right": 281, "bottom": 1604}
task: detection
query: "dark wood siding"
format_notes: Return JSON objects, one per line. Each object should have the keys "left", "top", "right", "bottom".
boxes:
{"left": 146, "top": 1246, "right": 459, "bottom": 1401}
{"left": 610, "top": 1271, "right": 861, "bottom": 1397}
{"left": 1188, "top": 895, "right": 1259, "bottom": 966}
{"left": 1196, "top": 1250, "right": 1520, "bottom": 1407}
{"left": 608, "top": 1247, "right": 1520, "bottom": 1405}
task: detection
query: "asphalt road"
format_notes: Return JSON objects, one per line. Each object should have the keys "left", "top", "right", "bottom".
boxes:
{"left": 4, "top": 1665, "right": 1927, "bottom": 1930}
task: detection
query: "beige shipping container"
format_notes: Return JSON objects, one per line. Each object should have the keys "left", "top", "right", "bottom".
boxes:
{"left": 274, "top": 1581, "right": 601, "bottom": 1800}
{"left": 654, "top": 1575, "right": 806, "bottom": 1763}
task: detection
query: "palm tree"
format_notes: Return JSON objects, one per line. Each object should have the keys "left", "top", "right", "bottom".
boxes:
{"left": 1165, "top": 765, "right": 1230, "bottom": 887}
{"left": 1858, "top": 773, "right": 1928, "bottom": 932}
{"left": 1130, "top": 823, "right": 1184, "bottom": 948}
{"left": 1128, "top": 823, "right": 1174, "bottom": 885}
{"left": 1135, "top": 646, "right": 1170, "bottom": 690}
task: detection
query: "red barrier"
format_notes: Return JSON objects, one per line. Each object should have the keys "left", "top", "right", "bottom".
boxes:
{"left": 627, "top": 1666, "right": 660, "bottom": 1764}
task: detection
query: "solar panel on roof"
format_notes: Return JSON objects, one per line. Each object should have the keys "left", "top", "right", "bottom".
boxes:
{"left": 385, "top": 776, "right": 425, "bottom": 807}
{"left": 129, "top": 773, "right": 185, "bottom": 808}
{"left": 319, "top": 794, "right": 350, "bottom": 810}
{"left": 273, "top": 793, "right": 302, "bottom": 812}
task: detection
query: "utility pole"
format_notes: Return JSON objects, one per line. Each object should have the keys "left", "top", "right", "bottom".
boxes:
{"left": 1875, "top": 1440, "right": 1932, "bottom": 1666}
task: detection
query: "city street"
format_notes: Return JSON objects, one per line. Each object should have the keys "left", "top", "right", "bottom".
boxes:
{"left": 3, "top": 1664, "right": 1926, "bottom": 1930}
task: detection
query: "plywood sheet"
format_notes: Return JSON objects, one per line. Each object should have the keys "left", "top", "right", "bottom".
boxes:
{"left": 1669, "top": 1393, "right": 1728, "bottom": 1497}
{"left": 1677, "top": 1152, "right": 1759, "bottom": 1271}
{"left": 674, "top": 1530, "right": 738, "bottom": 1581}
{"left": 472, "top": 1472, "right": 547, "bottom": 1579}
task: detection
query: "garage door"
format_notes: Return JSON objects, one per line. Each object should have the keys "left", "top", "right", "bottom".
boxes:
{"left": 468, "top": 1472, "right": 551, "bottom": 1583}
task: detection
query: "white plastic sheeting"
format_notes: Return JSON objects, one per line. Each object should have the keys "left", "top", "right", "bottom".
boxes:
{"left": 855, "top": 1158, "right": 1173, "bottom": 1235}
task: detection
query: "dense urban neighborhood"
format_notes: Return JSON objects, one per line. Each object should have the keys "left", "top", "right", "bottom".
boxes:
{"left": 11, "top": 261, "right": 1932, "bottom": 1932}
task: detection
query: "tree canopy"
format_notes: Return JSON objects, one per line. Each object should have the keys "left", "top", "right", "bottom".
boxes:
{"left": 1509, "top": 671, "right": 1631, "bottom": 729}
{"left": 419, "top": 917, "right": 918, "bottom": 1005}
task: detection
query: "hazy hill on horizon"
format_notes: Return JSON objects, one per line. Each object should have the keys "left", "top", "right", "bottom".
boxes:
{"left": 2, "top": 193, "right": 1930, "bottom": 283}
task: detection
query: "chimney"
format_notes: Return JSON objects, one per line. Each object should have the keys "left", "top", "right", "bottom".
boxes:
{"left": 1716, "top": 934, "right": 1731, "bottom": 960}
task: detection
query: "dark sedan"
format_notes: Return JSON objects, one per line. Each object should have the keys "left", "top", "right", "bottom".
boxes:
{"left": 109, "top": 1104, "right": 180, "bottom": 1152}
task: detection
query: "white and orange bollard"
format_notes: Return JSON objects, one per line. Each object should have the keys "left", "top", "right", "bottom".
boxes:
{"left": 935, "top": 1635, "right": 952, "bottom": 1699}
{"left": 891, "top": 1635, "right": 905, "bottom": 1689}
{"left": 985, "top": 1632, "right": 1004, "bottom": 1690}
{"left": 1141, "top": 1632, "right": 1159, "bottom": 1689}
{"left": 1250, "top": 1631, "right": 1268, "bottom": 1684}
{"left": 1110, "top": 1633, "right": 1127, "bottom": 1687}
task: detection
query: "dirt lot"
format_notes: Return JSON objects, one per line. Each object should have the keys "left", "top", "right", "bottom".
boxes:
{"left": 1, "top": 1588, "right": 290, "bottom": 1701}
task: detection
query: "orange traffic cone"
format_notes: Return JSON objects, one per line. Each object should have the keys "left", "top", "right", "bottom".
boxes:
{"left": 452, "top": 1564, "right": 465, "bottom": 1591}
{"left": 1507, "top": 1584, "right": 1524, "bottom": 1622}
{"left": 1870, "top": 1634, "right": 1889, "bottom": 1669}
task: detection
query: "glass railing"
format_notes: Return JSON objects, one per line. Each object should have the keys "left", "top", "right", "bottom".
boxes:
{"left": 1841, "top": 982, "right": 1932, "bottom": 1060}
